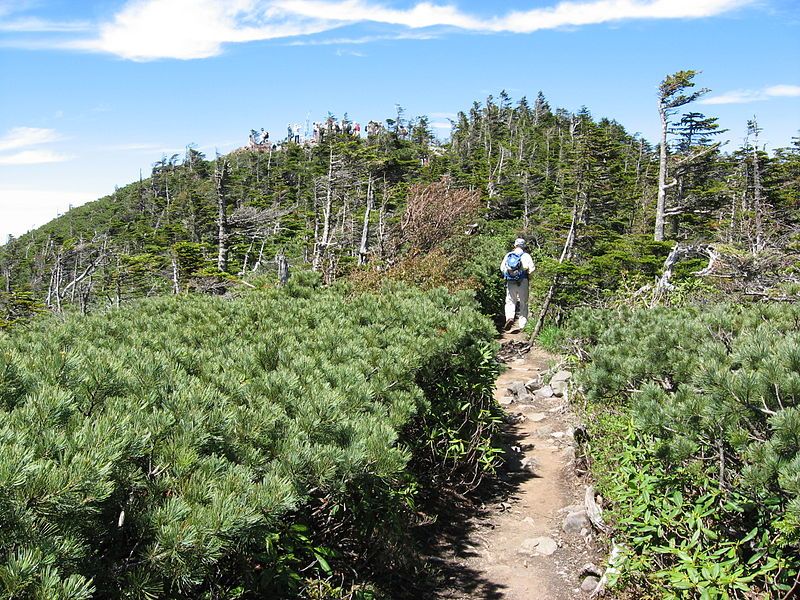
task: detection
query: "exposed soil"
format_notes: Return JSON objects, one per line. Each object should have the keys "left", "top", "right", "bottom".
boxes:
{"left": 420, "top": 332, "right": 604, "bottom": 599}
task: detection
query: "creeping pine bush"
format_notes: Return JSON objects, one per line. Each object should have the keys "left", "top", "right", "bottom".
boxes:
{"left": 0, "top": 280, "right": 500, "bottom": 599}
{"left": 568, "top": 303, "right": 800, "bottom": 598}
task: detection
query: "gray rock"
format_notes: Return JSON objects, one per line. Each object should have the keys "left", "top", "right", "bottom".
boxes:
{"left": 506, "top": 381, "right": 527, "bottom": 397}
{"left": 551, "top": 370, "right": 573, "bottom": 383}
{"left": 551, "top": 380, "right": 568, "bottom": 397}
{"left": 499, "top": 396, "right": 514, "bottom": 406}
{"left": 519, "top": 458, "right": 537, "bottom": 473}
{"left": 581, "top": 576, "right": 600, "bottom": 593}
{"left": 525, "top": 376, "right": 543, "bottom": 392}
{"left": 536, "top": 385, "right": 554, "bottom": 399}
{"left": 580, "top": 563, "right": 603, "bottom": 577}
{"left": 518, "top": 536, "right": 558, "bottom": 557}
{"left": 563, "top": 510, "right": 591, "bottom": 535}
{"left": 517, "top": 393, "right": 537, "bottom": 404}
{"left": 528, "top": 412, "right": 547, "bottom": 422}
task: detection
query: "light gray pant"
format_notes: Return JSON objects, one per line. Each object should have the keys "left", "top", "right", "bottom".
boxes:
{"left": 505, "top": 278, "right": 529, "bottom": 327}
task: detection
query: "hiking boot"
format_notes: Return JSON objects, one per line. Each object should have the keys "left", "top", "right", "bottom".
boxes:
{"left": 504, "top": 319, "right": 514, "bottom": 331}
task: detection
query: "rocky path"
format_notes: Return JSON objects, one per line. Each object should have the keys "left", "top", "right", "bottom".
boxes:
{"left": 426, "top": 334, "right": 605, "bottom": 599}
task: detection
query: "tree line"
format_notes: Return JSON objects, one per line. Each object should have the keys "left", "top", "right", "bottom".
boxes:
{"left": 1, "top": 72, "right": 798, "bottom": 325}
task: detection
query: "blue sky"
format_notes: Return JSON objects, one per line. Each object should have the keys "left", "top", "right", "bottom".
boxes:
{"left": 1, "top": 0, "right": 799, "bottom": 242}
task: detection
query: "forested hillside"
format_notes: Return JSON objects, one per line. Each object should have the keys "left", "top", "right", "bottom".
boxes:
{"left": 2, "top": 75, "right": 798, "bottom": 324}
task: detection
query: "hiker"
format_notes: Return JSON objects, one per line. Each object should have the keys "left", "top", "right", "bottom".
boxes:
{"left": 500, "top": 238, "right": 535, "bottom": 331}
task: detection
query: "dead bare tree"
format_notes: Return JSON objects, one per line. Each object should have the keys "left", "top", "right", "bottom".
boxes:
{"left": 214, "top": 158, "right": 231, "bottom": 272}
{"left": 398, "top": 176, "right": 481, "bottom": 254}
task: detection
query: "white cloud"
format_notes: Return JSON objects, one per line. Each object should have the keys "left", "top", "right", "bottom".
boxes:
{"left": 0, "top": 188, "right": 101, "bottom": 241}
{"left": 765, "top": 84, "right": 800, "bottom": 97}
{"left": 0, "top": 127, "right": 60, "bottom": 152}
{"left": 0, "top": 150, "right": 73, "bottom": 165}
{"left": 430, "top": 121, "right": 453, "bottom": 129}
{"left": 43, "top": 0, "right": 753, "bottom": 60}
{"left": 68, "top": 0, "right": 339, "bottom": 61}
{"left": 701, "top": 83, "right": 800, "bottom": 105}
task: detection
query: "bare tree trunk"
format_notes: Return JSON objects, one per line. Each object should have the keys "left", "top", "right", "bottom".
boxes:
{"left": 215, "top": 159, "right": 230, "bottom": 272}
{"left": 240, "top": 238, "right": 254, "bottom": 275}
{"left": 655, "top": 105, "right": 669, "bottom": 241}
{"left": 378, "top": 176, "right": 389, "bottom": 259}
{"left": 532, "top": 193, "right": 583, "bottom": 338}
{"left": 171, "top": 257, "right": 180, "bottom": 294}
{"left": 751, "top": 122, "right": 764, "bottom": 253}
{"left": 276, "top": 251, "right": 289, "bottom": 286}
{"left": 359, "top": 174, "right": 374, "bottom": 265}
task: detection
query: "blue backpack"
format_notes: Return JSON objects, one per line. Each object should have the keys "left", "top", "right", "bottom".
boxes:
{"left": 504, "top": 252, "right": 526, "bottom": 281}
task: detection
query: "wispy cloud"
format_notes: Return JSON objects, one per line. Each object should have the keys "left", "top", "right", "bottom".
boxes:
{"left": 0, "top": 127, "right": 61, "bottom": 152}
{"left": 430, "top": 121, "right": 453, "bottom": 129}
{"left": 0, "top": 127, "right": 70, "bottom": 165}
{"left": 5, "top": 0, "right": 755, "bottom": 60}
{"left": 287, "top": 31, "right": 437, "bottom": 45}
{"left": 0, "top": 17, "right": 90, "bottom": 32}
{"left": 0, "top": 149, "right": 73, "bottom": 165}
{"left": 701, "top": 84, "right": 800, "bottom": 105}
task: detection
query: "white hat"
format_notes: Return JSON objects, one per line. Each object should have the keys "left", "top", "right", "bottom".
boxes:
{"left": 514, "top": 238, "right": 526, "bottom": 248}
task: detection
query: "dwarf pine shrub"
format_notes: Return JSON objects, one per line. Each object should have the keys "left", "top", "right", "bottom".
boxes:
{"left": 568, "top": 303, "right": 800, "bottom": 598}
{"left": 0, "top": 281, "right": 499, "bottom": 598}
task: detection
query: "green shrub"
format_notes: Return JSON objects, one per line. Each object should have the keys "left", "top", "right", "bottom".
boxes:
{"left": 568, "top": 303, "right": 800, "bottom": 597}
{"left": 0, "top": 282, "right": 499, "bottom": 598}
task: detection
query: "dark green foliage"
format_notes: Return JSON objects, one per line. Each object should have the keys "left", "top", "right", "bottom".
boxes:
{"left": 567, "top": 303, "right": 800, "bottom": 596}
{"left": 0, "top": 282, "right": 499, "bottom": 598}
{"left": 0, "top": 291, "right": 45, "bottom": 330}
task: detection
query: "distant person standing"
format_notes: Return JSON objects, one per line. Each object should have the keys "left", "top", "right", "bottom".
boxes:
{"left": 500, "top": 238, "right": 534, "bottom": 332}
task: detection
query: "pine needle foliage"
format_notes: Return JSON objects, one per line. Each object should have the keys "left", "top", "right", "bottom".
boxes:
{"left": 567, "top": 303, "right": 800, "bottom": 597}
{"left": 0, "top": 279, "right": 499, "bottom": 598}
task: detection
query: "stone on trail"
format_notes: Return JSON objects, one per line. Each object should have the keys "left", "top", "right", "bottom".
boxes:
{"left": 499, "top": 396, "right": 514, "bottom": 406}
{"left": 525, "top": 376, "right": 542, "bottom": 392}
{"left": 562, "top": 510, "right": 591, "bottom": 535}
{"left": 581, "top": 576, "right": 600, "bottom": 593}
{"left": 580, "top": 563, "right": 603, "bottom": 578}
{"left": 536, "top": 385, "right": 554, "bottom": 399}
{"left": 528, "top": 412, "right": 547, "bottom": 422}
{"left": 518, "top": 536, "right": 558, "bottom": 557}
{"left": 551, "top": 370, "right": 573, "bottom": 383}
{"left": 550, "top": 379, "right": 568, "bottom": 397}
{"left": 506, "top": 381, "right": 527, "bottom": 398}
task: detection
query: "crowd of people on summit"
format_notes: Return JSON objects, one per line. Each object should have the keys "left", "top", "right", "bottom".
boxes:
{"left": 248, "top": 117, "right": 411, "bottom": 151}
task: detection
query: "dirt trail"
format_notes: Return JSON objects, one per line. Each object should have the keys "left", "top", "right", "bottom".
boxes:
{"left": 426, "top": 333, "right": 603, "bottom": 599}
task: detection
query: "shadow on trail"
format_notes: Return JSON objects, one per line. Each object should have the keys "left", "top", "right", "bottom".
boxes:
{"left": 407, "top": 419, "right": 538, "bottom": 599}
